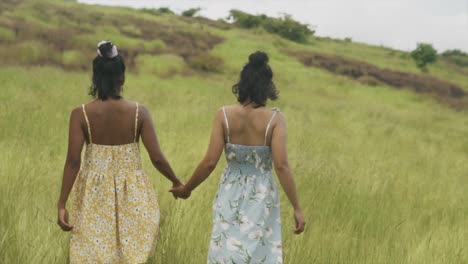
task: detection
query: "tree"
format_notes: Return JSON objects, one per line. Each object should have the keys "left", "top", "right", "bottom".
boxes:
{"left": 182, "top": 7, "right": 201, "bottom": 17}
{"left": 228, "top": 9, "right": 264, "bottom": 28}
{"left": 263, "top": 15, "right": 313, "bottom": 43}
{"left": 411, "top": 43, "right": 437, "bottom": 70}
{"left": 228, "top": 10, "right": 314, "bottom": 43}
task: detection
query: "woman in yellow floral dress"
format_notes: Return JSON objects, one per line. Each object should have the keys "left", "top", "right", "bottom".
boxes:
{"left": 56, "top": 41, "right": 182, "bottom": 263}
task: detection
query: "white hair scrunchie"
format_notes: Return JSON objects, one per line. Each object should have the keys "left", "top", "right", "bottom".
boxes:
{"left": 97, "top": 40, "right": 118, "bottom": 58}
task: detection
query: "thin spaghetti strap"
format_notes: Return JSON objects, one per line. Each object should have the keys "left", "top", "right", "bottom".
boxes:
{"left": 134, "top": 102, "right": 139, "bottom": 142}
{"left": 264, "top": 107, "right": 280, "bottom": 146}
{"left": 82, "top": 104, "right": 93, "bottom": 144}
{"left": 222, "top": 106, "right": 230, "bottom": 143}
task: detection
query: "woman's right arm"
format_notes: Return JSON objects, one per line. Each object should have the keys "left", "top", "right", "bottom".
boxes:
{"left": 57, "top": 107, "right": 85, "bottom": 231}
{"left": 271, "top": 112, "right": 306, "bottom": 234}
{"left": 139, "top": 105, "right": 182, "bottom": 187}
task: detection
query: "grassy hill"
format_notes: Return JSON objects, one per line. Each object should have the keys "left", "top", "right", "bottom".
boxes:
{"left": 0, "top": 0, "right": 467, "bottom": 263}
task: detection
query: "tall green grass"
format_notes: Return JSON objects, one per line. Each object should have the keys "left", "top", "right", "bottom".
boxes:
{"left": 0, "top": 58, "right": 467, "bottom": 263}
{"left": 0, "top": 1, "right": 467, "bottom": 263}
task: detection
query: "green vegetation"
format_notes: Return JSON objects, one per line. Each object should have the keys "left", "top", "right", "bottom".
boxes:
{"left": 141, "top": 7, "right": 175, "bottom": 16}
{"left": 0, "top": 0, "right": 467, "bottom": 264}
{"left": 411, "top": 43, "right": 438, "bottom": 71}
{"left": 442, "top": 49, "right": 468, "bottom": 67}
{"left": 187, "top": 53, "right": 224, "bottom": 72}
{"left": 0, "top": 27, "right": 15, "bottom": 41}
{"left": 228, "top": 10, "right": 314, "bottom": 43}
{"left": 182, "top": 7, "right": 201, "bottom": 17}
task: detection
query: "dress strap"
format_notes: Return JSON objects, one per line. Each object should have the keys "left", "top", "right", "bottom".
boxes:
{"left": 222, "top": 106, "right": 230, "bottom": 143}
{"left": 81, "top": 104, "right": 93, "bottom": 144}
{"left": 264, "top": 107, "right": 280, "bottom": 146}
{"left": 134, "top": 102, "right": 139, "bottom": 142}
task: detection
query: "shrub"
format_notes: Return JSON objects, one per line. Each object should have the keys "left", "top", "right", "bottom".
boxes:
{"left": 228, "top": 10, "right": 265, "bottom": 29}
{"left": 187, "top": 53, "right": 223, "bottom": 72}
{"left": 141, "top": 7, "right": 174, "bottom": 16}
{"left": 228, "top": 10, "right": 313, "bottom": 43}
{"left": 263, "top": 15, "right": 313, "bottom": 43}
{"left": 442, "top": 49, "right": 468, "bottom": 67}
{"left": 182, "top": 7, "right": 201, "bottom": 17}
{"left": 410, "top": 43, "right": 437, "bottom": 70}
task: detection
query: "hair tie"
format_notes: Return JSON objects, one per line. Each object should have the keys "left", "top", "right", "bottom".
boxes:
{"left": 97, "top": 40, "right": 118, "bottom": 59}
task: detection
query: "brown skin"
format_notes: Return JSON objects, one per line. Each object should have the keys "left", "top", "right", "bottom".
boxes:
{"left": 170, "top": 103, "right": 306, "bottom": 234}
{"left": 57, "top": 99, "right": 182, "bottom": 231}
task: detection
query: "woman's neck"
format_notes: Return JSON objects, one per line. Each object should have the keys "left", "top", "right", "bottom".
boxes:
{"left": 241, "top": 102, "right": 264, "bottom": 109}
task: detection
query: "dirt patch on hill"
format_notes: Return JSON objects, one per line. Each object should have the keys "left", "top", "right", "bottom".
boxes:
{"left": 0, "top": 0, "right": 23, "bottom": 14}
{"left": 288, "top": 51, "right": 468, "bottom": 110}
{"left": 0, "top": 4, "right": 225, "bottom": 72}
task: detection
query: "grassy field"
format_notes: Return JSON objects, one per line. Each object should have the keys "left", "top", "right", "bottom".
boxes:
{"left": 0, "top": 0, "right": 467, "bottom": 263}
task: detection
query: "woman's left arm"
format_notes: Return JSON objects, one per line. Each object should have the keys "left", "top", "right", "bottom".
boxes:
{"left": 57, "top": 107, "right": 85, "bottom": 231}
{"left": 170, "top": 109, "right": 225, "bottom": 198}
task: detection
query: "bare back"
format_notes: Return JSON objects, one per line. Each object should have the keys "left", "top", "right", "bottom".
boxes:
{"left": 81, "top": 99, "right": 139, "bottom": 145}
{"left": 222, "top": 105, "right": 279, "bottom": 146}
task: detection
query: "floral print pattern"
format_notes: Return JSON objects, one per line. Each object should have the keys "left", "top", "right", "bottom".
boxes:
{"left": 70, "top": 143, "right": 160, "bottom": 264}
{"left": 208, "top": 143, "right": 282, "bottom": 264}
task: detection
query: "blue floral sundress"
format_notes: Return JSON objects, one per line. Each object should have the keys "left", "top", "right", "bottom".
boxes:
{"left": 207, "top": 107, "right": 282, "bottom": 264}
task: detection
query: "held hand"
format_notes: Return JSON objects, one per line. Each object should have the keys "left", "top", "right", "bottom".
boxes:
{"left": 293, "top": 209, "right": 306, "bottom": 234}
{"left": 172, "top": 179, "right": 184, "bottom": 189}
{"left": 57, "top": 207, "right": 73, "bottom": 231}
{"left": 169, "top": 185, "right": 191, "bottom": 199}
{"left": 170, "top": 180, "right": 185, "bottom": 199}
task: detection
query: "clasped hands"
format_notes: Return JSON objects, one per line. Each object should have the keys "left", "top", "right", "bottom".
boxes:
{"left": 169, "top": 180, "right": 191, "bottom": 199}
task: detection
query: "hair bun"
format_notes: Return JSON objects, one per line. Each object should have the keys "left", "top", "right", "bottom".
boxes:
{"left": 248, "top": 51, "right": 269, "bottom": 68}
{"left": 97, "top": 40, "right": 118, "bottom": 59}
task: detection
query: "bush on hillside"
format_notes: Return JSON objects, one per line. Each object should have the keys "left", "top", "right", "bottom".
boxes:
{"left": 442, "top": 49, "right": 468, "bottom": 67}
{"left": 228, "top": 10, "right": 265, "bottom": 29}
{"left": 228, "top": 10, "right": 313, "bottom": 43}
{"left": 141, "top": 7, "right": 174, "bottom": 16}
{"left": 182, "top": 8, "right": 201, "bottom": 17}
{"left": 410, "top": 43, "right": 437, "bottom": 71}
{"left": 263, "top": 15, "right": 313, "bottom": 43}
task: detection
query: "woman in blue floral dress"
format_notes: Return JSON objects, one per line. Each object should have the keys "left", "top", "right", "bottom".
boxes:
{"left": 171, "top": 51, "right": 305, "bottom": 264}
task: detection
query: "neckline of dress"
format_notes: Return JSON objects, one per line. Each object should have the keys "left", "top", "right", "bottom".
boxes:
{"left": 87, "top": 142, "right": 138, "bottom": 147}
{"left": 226, "top": 143, "right": 270, "bottom": 148}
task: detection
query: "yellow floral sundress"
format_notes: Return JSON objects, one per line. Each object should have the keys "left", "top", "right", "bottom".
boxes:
{"left": 69, "top": 103, "right": 160, "bottom": 264}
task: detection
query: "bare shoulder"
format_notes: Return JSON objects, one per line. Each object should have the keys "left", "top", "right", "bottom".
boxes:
{"left": 274, "top": 109, "right": 285, "bottom": 120}
{"left": 137, "top": 103, "right": 151, "bottom": 120}
{"left": 216, "top": 104, "right": 237, "bottom": 115}
{"left": 219, "top": 104, "right": 238, "bottom": 112}
{"left": 214, "top": 106, "right": 227, "bottom": 120}
{"left": 137, "top": 102, "right": 149, "bottom": 112}
{"left": 70, "top": 105, "right": 84, "bottom": 119}
{"left": 272, "top": 110, "right": 286, "bottom": 129}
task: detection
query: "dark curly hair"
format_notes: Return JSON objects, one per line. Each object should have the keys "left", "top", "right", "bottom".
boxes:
{"left": 232, "top": 51, "right": 278, "bottom": 107}
{"left": 89, "top": 41, "right": 126, "bottom": 100}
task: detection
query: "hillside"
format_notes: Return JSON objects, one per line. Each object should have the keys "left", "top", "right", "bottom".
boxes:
{"left": 0, "top": 0, "right": 467, "bottom": 263}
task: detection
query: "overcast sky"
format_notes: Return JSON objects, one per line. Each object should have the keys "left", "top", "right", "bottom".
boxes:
{"left": 78, "top": 0, "right": 468, "bottom": 52}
